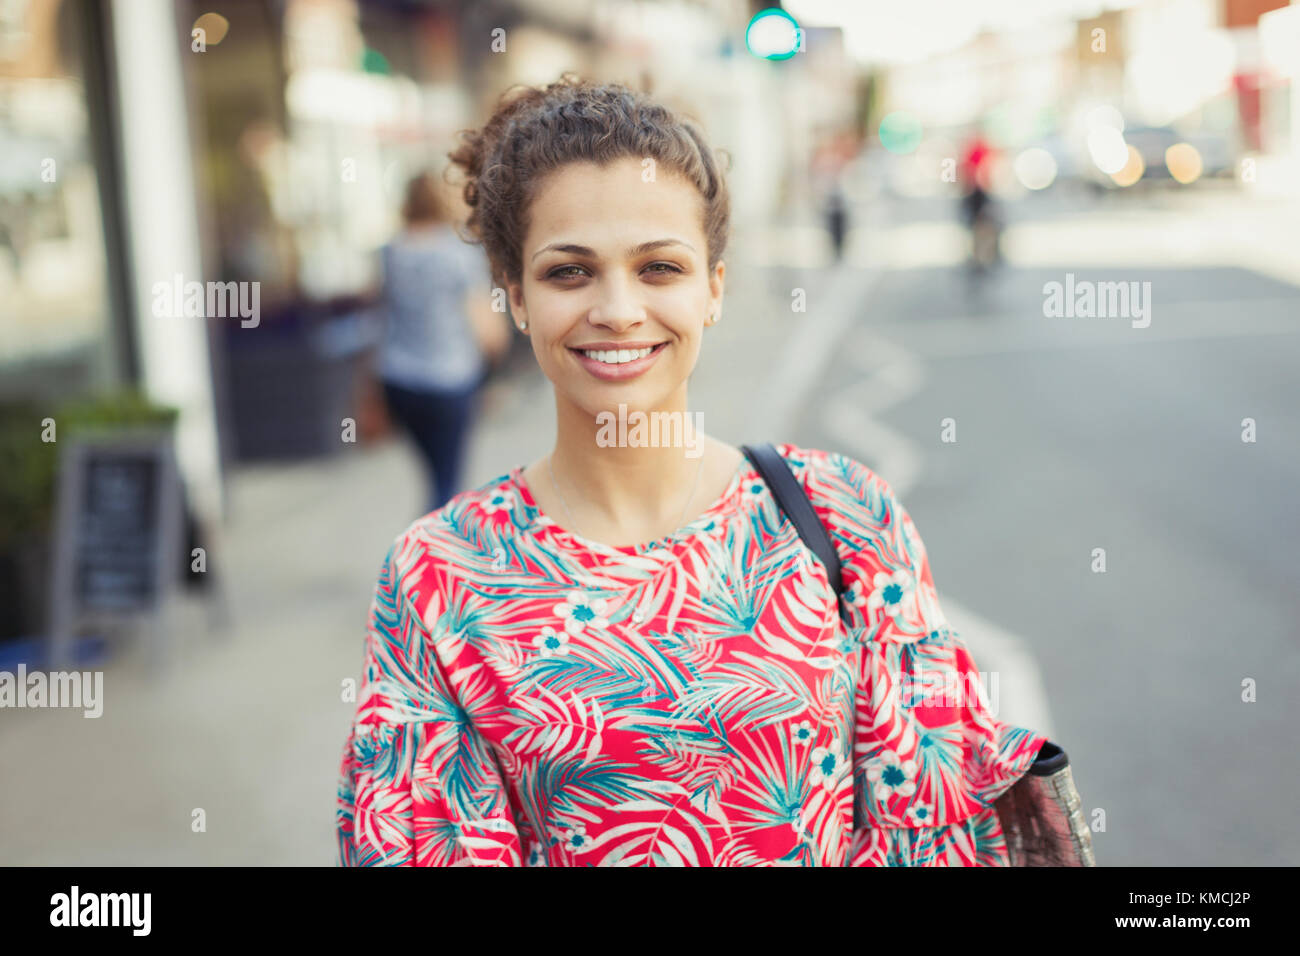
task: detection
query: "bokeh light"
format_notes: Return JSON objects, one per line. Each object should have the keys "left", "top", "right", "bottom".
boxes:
{"left": 1165, "top": 143, "right": 1204, "bottom": 184}
{"left": 878, "top": 111, "right": 922, "bottom": 155}
{"left": 745, "top": 8, "right": 801, "bottom": 60}
{"left": 1087, "top": 126, "right": 1129, "bottom": 175}
{"left": 1013, "top": 147, "right": 1058, "bottom": 190}
{"left": 1110, "top": 145, "right": 1146, "bottom": 186}
{"left": 192, "top": 12, "right": 230, "bottom": 45}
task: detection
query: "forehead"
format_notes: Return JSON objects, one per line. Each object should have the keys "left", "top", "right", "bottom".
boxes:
{"left": 524, "top": 158, "right": 704, "bottom": 249}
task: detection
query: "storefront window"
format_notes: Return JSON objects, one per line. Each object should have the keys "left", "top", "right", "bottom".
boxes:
{"left": 0, "top": 0, "right": 115, "bottom": 397}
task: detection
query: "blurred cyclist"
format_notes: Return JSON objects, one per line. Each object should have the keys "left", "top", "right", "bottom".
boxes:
{"left": 959, "top": 132, "right": 1001, "bottom": 273}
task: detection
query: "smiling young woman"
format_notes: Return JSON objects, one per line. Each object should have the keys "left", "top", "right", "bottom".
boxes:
{"left": 336, "top": 75, "right": 1057, "bottom": 867}
{"left": 505, "top": 152, "right": 740, "bottom": 548}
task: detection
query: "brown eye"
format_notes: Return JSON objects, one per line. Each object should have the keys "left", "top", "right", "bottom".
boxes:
{"left": 547, "top": 265, "right": 586, "bottom": 280}
{"left": 644, "top": 262, "right": 683, "bottom": 275}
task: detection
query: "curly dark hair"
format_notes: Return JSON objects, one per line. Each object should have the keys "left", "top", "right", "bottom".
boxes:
{"left": 446, "top": 73, "right": 731, "bottom": 289}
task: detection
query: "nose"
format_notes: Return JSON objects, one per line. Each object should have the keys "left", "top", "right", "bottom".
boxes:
{"left": 587, "top": 273, "right": 647, "bottom": 332}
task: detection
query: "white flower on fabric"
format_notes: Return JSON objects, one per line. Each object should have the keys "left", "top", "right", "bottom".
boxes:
{"left": 865, "top": 749, "right": 918, "bottom": 801}
{"left": 844, "top": 579, "right": 870, "bottom": 609}
{"left": 809, "top": 740, "right": 845, "bottom": 790}
{"left": 553, "top": 590, "right": 610, "bottom": 636}
{"left": 557, "top": 823, "right": 592, "bottom": 853}
{"left": 481, "top": 486, "right": 515, "bottom": 514}
{"left": 533, "top": 625, "right": 569, "bottom": 657}
{"left": 867, "top": 569, "right": 914, "bottom": 619}
{"left": 906, "top": 803, "right": 936, "bottom": 826}
{"left": 791, "top": 719, "right": 815, "bottom": 747}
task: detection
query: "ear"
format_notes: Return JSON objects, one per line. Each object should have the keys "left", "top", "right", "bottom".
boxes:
{"left": 707, "top": 260, "right": 725, "bottom": 322}
{"left": 506, "top": 279, "right": 529, "bottom": 330}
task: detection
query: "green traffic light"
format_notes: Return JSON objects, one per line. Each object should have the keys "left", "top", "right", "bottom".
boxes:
{"left": 745, "top": 8, "right": 802, "bottom": 61}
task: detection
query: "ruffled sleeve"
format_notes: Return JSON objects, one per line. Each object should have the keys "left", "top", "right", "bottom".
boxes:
{"left": 336, "top": 532, "right": 524, "bottom": 866}
{"left": 801, "top": 449, "right": 1050, "bottom": 866}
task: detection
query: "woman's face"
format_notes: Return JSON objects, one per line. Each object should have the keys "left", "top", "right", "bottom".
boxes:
{"left": 507, "top": 156, "right": 724, "bottom": 419}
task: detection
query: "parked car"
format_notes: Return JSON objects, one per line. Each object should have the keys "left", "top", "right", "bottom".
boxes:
{"left": 1122, "top": 126, "right": 1179, "bottom": 179}
{"left": 1085, "top": 124, "right": 1233, "bottom": 188}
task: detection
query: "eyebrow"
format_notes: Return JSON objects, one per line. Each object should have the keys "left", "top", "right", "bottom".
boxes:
{"left": 531, "top": 238, "right": 695, "bottom": 262}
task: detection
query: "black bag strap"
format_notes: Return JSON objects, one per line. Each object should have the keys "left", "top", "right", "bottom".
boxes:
{"left": 742, "top": 445, "right": 1068, "bottom": 779}
{"left": 741, "top": 443, "right": 845, "bottom": 600}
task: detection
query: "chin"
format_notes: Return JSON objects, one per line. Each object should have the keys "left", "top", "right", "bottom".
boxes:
{"left": 577, "top": 387, "right": 669, "bottom": 417}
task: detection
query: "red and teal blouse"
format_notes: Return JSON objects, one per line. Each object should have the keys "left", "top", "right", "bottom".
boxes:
{"left": 336, "top": 443, "right": 1049, "bottom": 866}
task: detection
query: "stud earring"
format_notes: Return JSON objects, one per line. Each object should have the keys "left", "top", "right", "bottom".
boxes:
{"left": 518, "top": 320, "right": 528, "bottom": 331}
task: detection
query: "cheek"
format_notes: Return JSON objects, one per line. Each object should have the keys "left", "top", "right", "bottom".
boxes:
{"left": 644, "top": 286, "right": 710, "bottom": 343}
{"left": 530, "top": 330, "right": 562, "bottom": 372}
{"left": 661, "top": 280, "right": 710, "bottom": 315}
{"left": 674, "top": 333, "right": 706, "bottom": 365}
{"left": 519, "top": 289, "right": 567, "bottom": 347}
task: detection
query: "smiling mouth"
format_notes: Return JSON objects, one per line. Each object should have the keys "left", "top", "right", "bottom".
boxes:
{"left": 568, "top": 342, "right": 668, "bottom": 365}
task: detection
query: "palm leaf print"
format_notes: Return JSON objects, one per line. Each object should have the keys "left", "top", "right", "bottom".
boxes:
{"left": 501, "top": 682, "right": 607, "bottom": 763}
{"left": 638, "top": 728, "right": 742, "bottom": 812}
{"left": 675, "top": 651, "right": 817, "bottom": 730}
{"left": 529, "top": 753, "right": 646, "bottom": 828}
{"left": 337, "top": 447, "right": 1054, "bottom": 866}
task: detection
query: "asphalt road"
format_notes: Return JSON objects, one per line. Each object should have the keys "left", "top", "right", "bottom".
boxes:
{"left": 791, "top": 183, "right": 1300, "bottom": 865}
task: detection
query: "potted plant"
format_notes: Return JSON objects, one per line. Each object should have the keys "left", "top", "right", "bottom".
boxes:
{"left": 0, "top": 389, "right": 178, "bottom": 644}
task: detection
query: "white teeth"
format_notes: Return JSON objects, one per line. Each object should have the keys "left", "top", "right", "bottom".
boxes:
{"left": 581, "top": 346, "right": 655, "bottom": 364}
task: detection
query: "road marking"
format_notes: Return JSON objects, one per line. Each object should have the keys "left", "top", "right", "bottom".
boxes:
{"left": 754, "top": 264, "right": 884, "bottom": 441}
{"left": 779, "top": 264, "right": 1059, "bottom": 741}
{"left": 827, "top": 329, "right": 924, "bottom": 497}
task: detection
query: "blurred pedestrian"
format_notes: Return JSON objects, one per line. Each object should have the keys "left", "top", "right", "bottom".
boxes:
{"left": 377, "top": 171, "right": 510, "bottom": 514}
{"left": 813, "top": 133, "right": 853, "bottom": 262}
{"left": 959, "top": 132, "right": 1001, "bottom": 273}
{"left": 825, "top": 180, "right": 848, "bottom": 261}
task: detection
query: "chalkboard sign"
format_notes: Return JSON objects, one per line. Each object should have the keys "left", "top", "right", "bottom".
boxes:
{"left": 76, "top": 452, "right": 161, "bottom": 610}
{"left": 47, "top": 432, "right": 184, "bottom": 669}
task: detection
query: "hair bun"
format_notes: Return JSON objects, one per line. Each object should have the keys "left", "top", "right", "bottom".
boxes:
{"left": 444, "top": 73, "right": 730, "bottom": 289}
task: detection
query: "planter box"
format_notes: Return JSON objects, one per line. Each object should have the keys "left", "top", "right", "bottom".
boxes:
{"left": 221, "top": 300, "right": 379, "bottom": 461}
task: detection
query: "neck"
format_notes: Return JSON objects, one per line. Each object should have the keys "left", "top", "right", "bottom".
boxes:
{"left": 549, "top": 388, "right": 706, "bottom": 527}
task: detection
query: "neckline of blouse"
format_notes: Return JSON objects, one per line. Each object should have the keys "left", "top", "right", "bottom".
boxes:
{"left": 508, "top": 455, "right": 758, "bottom": 557}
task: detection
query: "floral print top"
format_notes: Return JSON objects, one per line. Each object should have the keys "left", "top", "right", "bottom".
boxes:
{"left": 336, "top": 443, "right": 1049, "bottom": 866}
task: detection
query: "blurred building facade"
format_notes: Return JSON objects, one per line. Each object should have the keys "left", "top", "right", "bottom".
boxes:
{"left": 1, "top": 0, "right": 123, "bottom": 401}
{"left": 3, "top": 0, "right": 1293, "bottom": 542}
{"left": 2, "top": 0, "right": 865, "bottom": 548}
{"left": 865, "top": 0, "right": 1298, "bottom": 198}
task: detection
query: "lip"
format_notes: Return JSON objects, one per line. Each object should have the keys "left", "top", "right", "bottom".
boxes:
{"left": 569, "top": 340, "right": 666, "bottom": 350}
{"left": 569, "top": 341, "right": 668, "bottom": 382}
